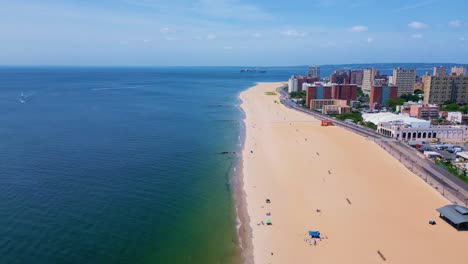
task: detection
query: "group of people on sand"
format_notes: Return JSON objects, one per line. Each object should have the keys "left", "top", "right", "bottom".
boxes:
{"left": 257, "top": 198, "right": 272, "bottom": 226}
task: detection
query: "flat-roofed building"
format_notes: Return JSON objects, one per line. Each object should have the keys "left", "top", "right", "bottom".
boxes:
{"left": 348, "top": 70, "right": 363, "bottom": 85}
{"left": 392, "top": 67, "right": 416, "bottom": 96}
{"left": 362, "top": 67, "right": 376, "bottom": 94}
{"left": 308, "top": 65, "right": 320, "bottom": 78}
{"left": 309, "top": 99, "right": 347, "bottom": 112}
{"left": 288, "top": 75, "right": 318, "bottom": 93}
{"left": 331, "top": 83, "right": 357, "bottom": 103}
{"left": 369, "top": 85, "right": 398, "bottom": 109}
{"left": 409, "top": 104, "right": 439, "bottom": 120}
{"left": 303, "top": 82, "right": 332, "bottom": 107}
{"left": 433, "top": 66, "right": 447, "bottom": 77}
{"left": 424, "top": 75, "right": 468, "bottom": 105}
{"left": 322, "top": 104, "right": 351, "bottom": 115}
{"left": 377, "top": 120, "right": 468, "bottom": 143}
{"left": 447, "top": 112, "right": 468, "bottom": 124}
{"left": 451, "top": 66, "right": 466, "bottom": 76}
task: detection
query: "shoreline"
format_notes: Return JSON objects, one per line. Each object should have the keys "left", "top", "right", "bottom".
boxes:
{"left": 238, "top": 82, "right": 467, "bottom": 264}
{"left": 235, "top": 85, "right": 255, "bottom": 264}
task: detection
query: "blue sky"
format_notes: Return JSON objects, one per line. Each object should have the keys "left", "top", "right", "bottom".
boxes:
{"left": 1, "top": 0, "right": 467, "bottom": 66}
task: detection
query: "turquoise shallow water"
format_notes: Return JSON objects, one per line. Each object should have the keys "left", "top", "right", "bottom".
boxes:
{"left": 0, "top": 64, "right": 455, "bottom": 263}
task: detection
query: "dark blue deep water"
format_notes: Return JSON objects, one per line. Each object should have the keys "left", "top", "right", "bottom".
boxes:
{"left": 0, "top": 64, "right": 463, "bottom": 264}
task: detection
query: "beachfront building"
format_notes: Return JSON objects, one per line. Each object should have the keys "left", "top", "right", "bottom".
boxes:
{"left": 309, "top": 99, "right": 349, "bottom": 114}
{"left": 288, "top": 75, "right": 318, "bottom": 93}
{"left": 308, "top": 65, "right": 320, "bottom": 78}
{"left": 409, "top": 104, "right": 439, "bottom": 120}
{"left": 288, "top": 76, "right": 298, "bottom": 93}
{"left": 436, "top": 205, "right": 468, "bottom": 230}
{"left": 303, "top": 82, "right": 332, "bottom": 107}
{"left": 348, "top": 70, "right": 363, "bottom": 85}
{"left": 451, "top": 66, "right": 466, "bottom": 76}
{"left": 331, "top": 83, "right": 358, "bottom": 103}
{"left": 392, "top": 67, "right": 416, "bottom": 96}
{"left": 369, "top": 85, "right": 398, "bottom": 109}
{"left": 423, "top": 75, "right": 468, "bottom": 105}
{"left": 376, "top": 120, "right": 468, "bottom": 143}
{"left": 364, "top": 112, "right": 430, "bottom": 128}
{"left": 433, "top": 66, "right": 447, "bottom": 77}
{"left": 362, "top": 67, "right": 376, "bottom": 94}
{"left": 322, "top": 104, "right": 351, "bottom": 115}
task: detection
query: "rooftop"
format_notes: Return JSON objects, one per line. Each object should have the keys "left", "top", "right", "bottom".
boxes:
{"left": 363, "top": 112, "right": 430, "bottom": 126}
{"left": 436, "top": 205, "right": 468, "bottom": 229}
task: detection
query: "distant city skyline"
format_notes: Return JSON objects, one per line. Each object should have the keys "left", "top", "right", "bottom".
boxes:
{"left": 1, "top": 0, "right": 468, "bottom": 66}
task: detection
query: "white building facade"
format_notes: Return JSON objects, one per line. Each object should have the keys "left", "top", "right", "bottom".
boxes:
{"left": 377, "top": 121, "right": 468, "bottom": 143}
{"left": 288, "top": 76, "right": 299, "bottom": 93}
{"left": 307, "top": 65, "right": 320, "bottom": 78}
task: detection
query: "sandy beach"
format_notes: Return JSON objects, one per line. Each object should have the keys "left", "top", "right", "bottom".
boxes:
{"left": 239, "top": 82, "right": 467, "bottom": 264}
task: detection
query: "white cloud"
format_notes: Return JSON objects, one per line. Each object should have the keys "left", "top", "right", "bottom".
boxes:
{"left": 206, "top": 34, "right": 217, "bottom": 40}
{"left": 367, "top": 37, "right": 374, "bottom": 43}
{"left": 164, "top": 36, "right": 177, "bottom": 41}
{"left": 281, "top": 29, "right": 306, "bottom": 38}
{"left": 252, "top": 32, "right": 262, "bottom": 38}
{"left": 223, "top": 46, "right": 233, "bottom": 50}
{"left": 412, "top": 34, "right": 423, "bottom": 38}
{"left": 408, "top": 21, "right": 428, "bottom": 29}
{"left": 460, "top": 37, "right": 466, "bottom": 41}
{"left": 449, "top": 20, "right": 461, "bottom": 27}
{"left": 143, "top": 39, "right": 150, "bottom": 43}
{"left": 350, "top": 25, "right": 368, "bottom": 33}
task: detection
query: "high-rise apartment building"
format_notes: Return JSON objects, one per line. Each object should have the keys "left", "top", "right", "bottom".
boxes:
{"left": 308, "top": 65, "right": 320, "bottom": 78}
{"left": 433, "top": 66, "right": 447, "bottom": 77}
{"left": 451, "top": 66, "right": 466, "bottom": 76}
{"left": 362, "top": 67, "right": 376, "bottom": 94}
{"left": 392, "top": 68, "right": 416, "bottom": 96}
{"left": 329, "top": 70, "right": 348, "bottom": 84}
{"left": 288, "top": 75, "right": 318, "bottom": 92}
{"left": 369, "top": 85, "right": 398, "bottom": 109}
{"left": 348, "top": 70, "right": 363, "bottom": 85}
{"left": 304, "top": 82, "right": 332, "bottom": 107}
{"left": 331, "top": 84, "right": 358, "bottom": 103}
{"left": 424, "top": 75, "right": 468, "bottom": 104}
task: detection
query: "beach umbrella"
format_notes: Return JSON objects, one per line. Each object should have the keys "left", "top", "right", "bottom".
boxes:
{"left": 265, "top": 219, "right": 272, "bottom": 225}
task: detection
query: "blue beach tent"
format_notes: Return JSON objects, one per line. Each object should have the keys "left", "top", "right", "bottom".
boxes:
{"left": 308, "top": 231, "right": 320, "bottom": 238}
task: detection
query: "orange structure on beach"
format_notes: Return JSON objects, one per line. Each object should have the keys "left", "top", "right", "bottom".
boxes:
{"left": 321, "top": 120, "right": 333, "bottom": 126}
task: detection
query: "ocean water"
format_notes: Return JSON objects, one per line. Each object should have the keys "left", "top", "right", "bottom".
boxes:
{"left": 0, "top": 64, "right": 463, "bottom": 264}
{"left": 0, "top": 67, "right": 294, "bottom": 264}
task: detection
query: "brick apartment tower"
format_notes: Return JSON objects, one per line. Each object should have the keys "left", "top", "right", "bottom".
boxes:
{"left": 331, "top": 84, "right": 358, "bottom": 103}
{"left": 305, "top": 84, "right": 332, "bottom": 107}
{"left": 369, "top": 86, "right": 398, "bottom": 109}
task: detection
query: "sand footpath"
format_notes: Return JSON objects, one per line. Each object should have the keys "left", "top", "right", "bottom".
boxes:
{"left": 240, "top": 82, "right": 467, "bottom": 264}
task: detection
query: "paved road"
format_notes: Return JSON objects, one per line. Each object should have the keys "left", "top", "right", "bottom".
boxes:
{"left": 278, "top": 87, "right": 468, "bottom": 205}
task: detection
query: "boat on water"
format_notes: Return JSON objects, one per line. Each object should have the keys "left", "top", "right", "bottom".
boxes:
{"left": 19, "top": 91, "right": 26, "bottom": 103}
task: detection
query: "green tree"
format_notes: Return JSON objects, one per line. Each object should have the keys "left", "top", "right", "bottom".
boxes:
{"left": 441, "top": 103, "right": 460, "bottom": 112}
{"left": 461, "top": 105, "right": 468, "bottom": 114}
{"left": 414, "top": 89, "right": 423, "bottom": 95}
{"left": 290, "top": 90, "right": 306, "bottom": 99}
{"left": 387, "top": 98, "right": 405, "bottom": 111}
{"left": 400, "top": 93, "right": 420, "bottom": 102}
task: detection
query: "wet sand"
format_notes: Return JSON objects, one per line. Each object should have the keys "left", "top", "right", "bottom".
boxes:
{"left": 239, "top": 82, "right": 467, "bottom": 264}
